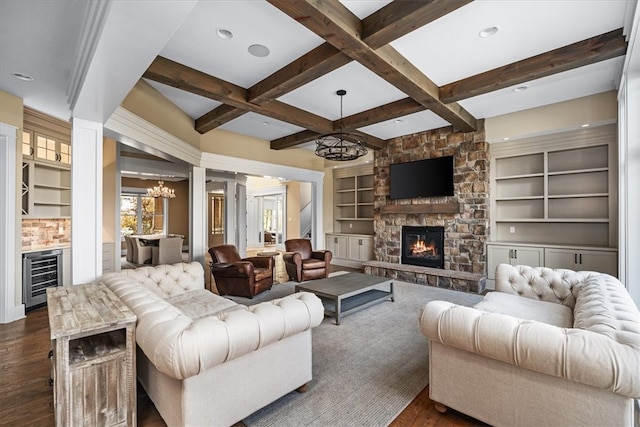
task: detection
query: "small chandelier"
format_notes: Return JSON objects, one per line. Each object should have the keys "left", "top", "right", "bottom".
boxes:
{"left": 147, "top": 180, "right": 176, "bottom": 199}
{"left": 315, "top": 89, "right": 368, "bottom": 161}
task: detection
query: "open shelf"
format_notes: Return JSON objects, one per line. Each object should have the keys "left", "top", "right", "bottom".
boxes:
{"left": 334, "top": 165, "right": 374, "bottom": 233}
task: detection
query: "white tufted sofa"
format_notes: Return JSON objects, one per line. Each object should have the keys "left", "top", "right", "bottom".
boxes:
{"left": 420, "top": 263, "right": 640, "bottom": 427}
{"left": 98, "top": 262, "right": 324, "bottom": 427}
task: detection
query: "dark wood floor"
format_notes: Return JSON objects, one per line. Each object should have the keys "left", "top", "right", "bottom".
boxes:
{"left": 0, "top": 303, "right": 484, "bottom": 427}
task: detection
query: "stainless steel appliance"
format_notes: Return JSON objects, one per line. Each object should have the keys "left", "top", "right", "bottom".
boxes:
{"left": 22, "top": 249, "right": 62, "bottom": 310}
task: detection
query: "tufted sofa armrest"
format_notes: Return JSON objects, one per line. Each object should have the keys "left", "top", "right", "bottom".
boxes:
{"left": 494, "top": 264, "right": 597, "bottom": 308}
{"left": 420, "top": 300, "right": 640, "bottom": 398}
{"left": 101, "top": 262, "right": 204, "bottom": 299}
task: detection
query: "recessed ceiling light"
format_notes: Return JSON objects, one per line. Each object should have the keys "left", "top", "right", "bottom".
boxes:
{"left": 216, "top": 29, "right": 233, "bottom": 40}
{"left": 479, "top": 26, "right": 499, "bottom": 38}
{"left": 393, "top": 119, "right": 403, "bottom": 124}
{"left": 513, "top": 86, "right": 528, "bottom": 93}
{"left": 581, "top": 123, "right": 590, "bottom": 127}
{"left": 248, "top": 44, "right": 270, "bottom": 57}
{"left": 12, "top": 72, "right": 33, "bottom": 82}
{"left": 503, "top": 137, "right": 510, "bottom": 141}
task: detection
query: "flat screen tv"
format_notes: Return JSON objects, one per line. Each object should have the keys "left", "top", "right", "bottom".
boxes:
{"left": 390, "top": 156, "right": 454, "bottom": 200}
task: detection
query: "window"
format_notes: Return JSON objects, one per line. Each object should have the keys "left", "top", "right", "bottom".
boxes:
{"left": 121, "top": 194, "right": 165, "bottom": 237}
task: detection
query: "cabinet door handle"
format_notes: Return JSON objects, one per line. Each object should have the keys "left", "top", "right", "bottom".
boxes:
{"left": 359, "top": 239, "right": 362, "bottom": 245}
{"left": 514, "top": 249, "right": 517, "bottom": 259}
{"left": 579, "top": 253, "right": 582, "bottom": 265}
{"left": 334, "top": 237, "right": 338, "bottom": 244}
{"left": 509, "top": 249, "right": 512, "bottom": 258}
{"left": 30, "top": 147, "right": 34, "bottom": 155}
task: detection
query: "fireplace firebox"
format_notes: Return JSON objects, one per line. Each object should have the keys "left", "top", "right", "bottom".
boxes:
{"left": 401, "top": 226, "right": 444, "bottom": 269}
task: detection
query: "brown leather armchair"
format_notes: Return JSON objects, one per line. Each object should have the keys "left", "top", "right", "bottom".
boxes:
{"left": 208, "top": 245, "right": 274, "bottom": 298}
{"left": 283, "top": 238, "right": 332, "bottom": 282}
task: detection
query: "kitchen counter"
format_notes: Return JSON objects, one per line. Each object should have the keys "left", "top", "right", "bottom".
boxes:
{"left": 22, "top": 244, "right": 70, "bottom": 253}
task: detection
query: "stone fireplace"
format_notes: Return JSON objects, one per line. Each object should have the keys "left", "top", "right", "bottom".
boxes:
{"left": 373, "top": 122, "right": 489, "bottom": 278}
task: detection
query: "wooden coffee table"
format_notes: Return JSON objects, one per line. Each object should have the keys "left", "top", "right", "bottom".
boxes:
{"left": 295, "top": 272, "right": 394, "bottom": 325}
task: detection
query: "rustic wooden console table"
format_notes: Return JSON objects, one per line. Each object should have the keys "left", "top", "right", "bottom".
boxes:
{"left": 47, "top": 282, "right": 136, "bottom": 426}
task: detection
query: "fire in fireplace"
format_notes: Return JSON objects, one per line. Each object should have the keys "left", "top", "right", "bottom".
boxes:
{"left": 402, "top": 226, "right": 444, "bottom": 269}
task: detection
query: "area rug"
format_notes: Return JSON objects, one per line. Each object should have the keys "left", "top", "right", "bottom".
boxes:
{"left": 235, "top": 278, "right": 483, "bottom": 427}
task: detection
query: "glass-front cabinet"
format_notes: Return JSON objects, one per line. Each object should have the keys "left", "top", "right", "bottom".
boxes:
{"left": 21, "top": 108, "right": 72, "bottom": 218}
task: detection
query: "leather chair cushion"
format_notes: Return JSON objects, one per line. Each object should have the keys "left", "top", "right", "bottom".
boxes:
{"left": 302, "top": 258, "right": 326, "bottom": 270}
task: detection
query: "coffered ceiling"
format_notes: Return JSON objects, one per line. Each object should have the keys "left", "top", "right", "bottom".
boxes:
{"left": 1, "top": 0, "right": 635, "bottom": 152}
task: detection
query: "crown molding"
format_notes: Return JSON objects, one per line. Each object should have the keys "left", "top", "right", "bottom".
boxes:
{"left": 66, "top": 0, "right": 112, "bottom": 110}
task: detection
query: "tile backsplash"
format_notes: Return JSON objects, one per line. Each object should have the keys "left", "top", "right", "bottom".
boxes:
{"left": 22, "top": 218, "right": 71, "bottom": 249}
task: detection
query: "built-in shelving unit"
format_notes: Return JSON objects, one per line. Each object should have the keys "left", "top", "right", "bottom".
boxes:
{"left": 488, "top": 124, "right": 618, "bottom": 279}
{"left": 22, "top": 161, "right": 71, "bottom": 217}
{"left": 491, "top": 125, "right": 616, "bottom": 247}
{"left": 333, "top": 164, "right": 374, "bottom": 235}
{"left": 330, "top": 164, "right": 374, "bottom": 267}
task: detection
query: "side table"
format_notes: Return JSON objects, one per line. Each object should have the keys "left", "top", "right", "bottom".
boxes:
{"left": 47, "top": 283, "right": 137, "bottom": 426}
{"left": 257, "top": 251, "right": 280, "bottom": 284}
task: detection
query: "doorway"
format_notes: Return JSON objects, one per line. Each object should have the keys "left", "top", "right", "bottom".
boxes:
{"left": 247, "top": 187, "right": 286, "bottom": 249}
{"left": 208, "top": 192, "right": 224, "bottom": 249}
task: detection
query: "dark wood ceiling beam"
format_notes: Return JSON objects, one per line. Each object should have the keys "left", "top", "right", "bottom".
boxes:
{"left": 362, "top": 0, "right": 473, "bottom": 49}
{"left": 195, "top": 104, "right": 247, "bottom": 134}
{"left": 271, "top": 130, "right": 320, "bottom": 150}
{"left": 267, "top": 0, "right": 477, "bottom": 132}
{"left": 271, "top": 128, "right": 385, "bottom": 150}
{"left": 271, "top": 98, "right": 423, "bottom": 149}
{"left": 340, "top": 97, "right": 424, "bottom": 129}
{"left": 143, "top": 56, "right": 334, "bottom": 134}
{"left": 441, "top": 28, "right": 628, "bottom": 103}
{"left": 248, "top": 43, "right": 350, "bottom": 104}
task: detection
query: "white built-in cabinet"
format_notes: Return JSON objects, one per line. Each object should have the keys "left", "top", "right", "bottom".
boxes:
{"left": 544, "top": 247, "right": 617, "bottom": 276}
{"left": 348, "top": 235, "right": 374, "bottom": 262}
{"left": 327, "top": 234, "right": 349, "bottom": 259}
{"left": 486, "top": 244, "right": 544, "bottom": 279}
{"left": 488, "top": 124, "right": 618, "bottom": 279}
{"left": 326, "top": 233, "right": 374, "bottom": 268}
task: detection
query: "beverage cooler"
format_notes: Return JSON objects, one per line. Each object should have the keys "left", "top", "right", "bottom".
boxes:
{"left": 22, "top": 249, "right": 62, "bottom": 310}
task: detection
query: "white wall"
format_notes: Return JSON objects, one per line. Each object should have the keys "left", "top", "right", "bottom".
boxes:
{"left": 618, "top": 0, "right": 640, "bottom": 305}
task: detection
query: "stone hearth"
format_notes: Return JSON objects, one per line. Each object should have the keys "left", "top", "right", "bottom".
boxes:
{"left": 372, "top": 122, "right": 489, "bottom": 291}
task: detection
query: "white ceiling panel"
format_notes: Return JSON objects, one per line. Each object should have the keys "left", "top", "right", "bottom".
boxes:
{"left": 392, "top": 0, "right": 629, "bottom": 86}
{"left": 0, "top": 0, "right": 88, "bottom": 120}
{"left": 278, "top": 61, "right": 407, "bottom": 119}
{"left": 359, "top": 110, "right": 450, "bottom": 140}
{"left": 340, "top": 0, "right": 392, "bottom": 19}
{"left": 158, "top": 0, "right": 324, "bottom": 88}
{"left": 220, "top": 112, "right": 306, "bottom": 141}
{"left": 459, "top": 57, "right": 625, "bottom": 119}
